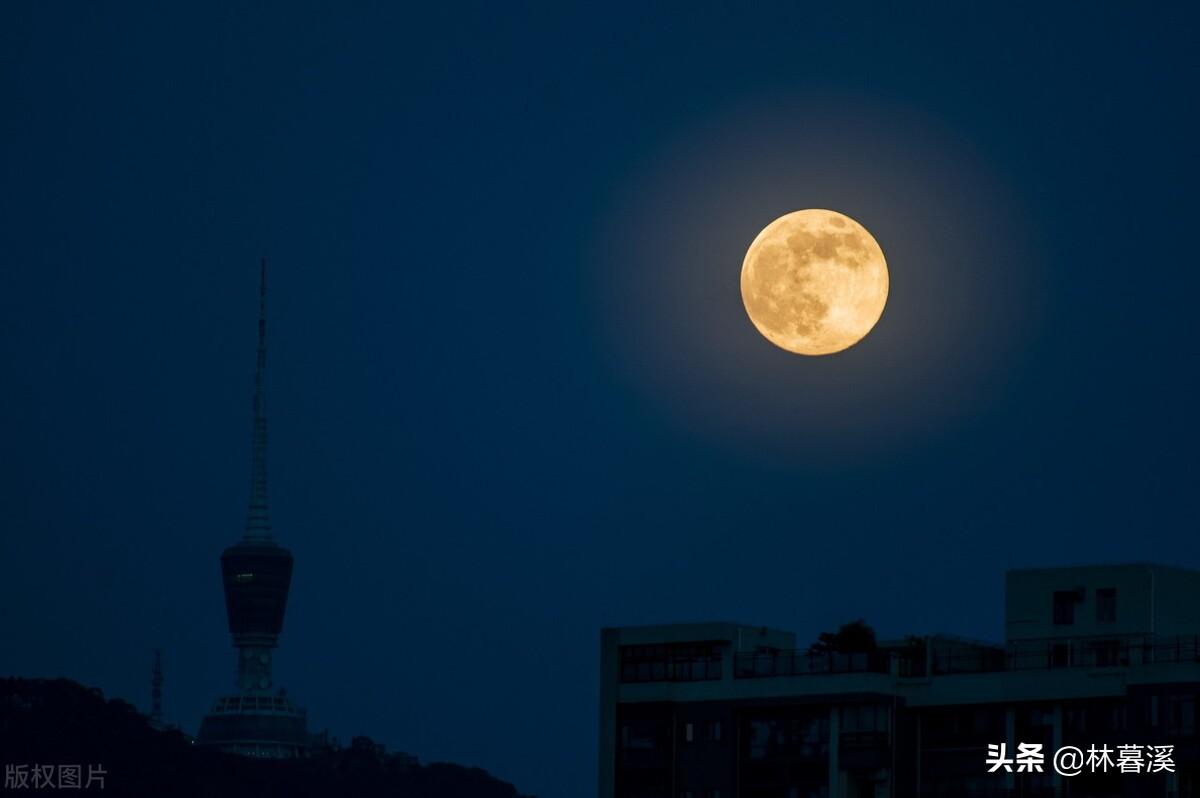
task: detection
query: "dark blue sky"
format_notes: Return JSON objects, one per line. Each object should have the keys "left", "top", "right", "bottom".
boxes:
{"left": 2, "top": 4, "right": 1199, "bottom": 797}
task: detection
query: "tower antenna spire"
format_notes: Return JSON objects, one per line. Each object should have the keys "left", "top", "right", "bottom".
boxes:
{"left": 150, "top": 649, "right": 164, "bottom": 727}
{"left": 245, "top": 257, "right": 271, "bottom": 540}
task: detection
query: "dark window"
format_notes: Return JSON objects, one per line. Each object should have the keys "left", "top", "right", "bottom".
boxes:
{"left": 620, "top": 721, "right": 660, "bottom": 750}
{"left": 1051, "top": 643, "right": 1071, "bottom": 668}
{"left": 619, "top": 642, "right": 725, "bottom": 683}
{"left": 706, "top": 720, "right": 722, "bottom": 742}
{"left": 1090, "top": 639, "right": 1122, "bottom": 667}
{"left": 842, "top": 704, "right": 888, "bottom": 733}
{"left": 1053, "top": 590, "right": 1076, "bottom": 625}
{"left": 920, "top": 706, "right": 1005, "bottom": 746}
{"left": 1170, "top": 695, "right": 1196, "bottom": 737}
{"left": 1097, "top": 588, "right": 1117, "bottom": 623}
{"left": 746, "top": 713, "right": 830, "bottom": 761}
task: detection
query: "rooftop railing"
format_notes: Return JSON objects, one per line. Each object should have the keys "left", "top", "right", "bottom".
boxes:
{"left": 733, "top": 634, "right": 1200, "bottom": 679}
{"left": 734, "top": 649, "right": 892, "bottom": 679}
{"left": 930, "top": 633, "right": 1200, "bottom": 675}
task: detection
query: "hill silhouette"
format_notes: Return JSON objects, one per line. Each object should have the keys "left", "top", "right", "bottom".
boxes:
{"left": 1, "top": 678, "right": 532, "bottom": 798}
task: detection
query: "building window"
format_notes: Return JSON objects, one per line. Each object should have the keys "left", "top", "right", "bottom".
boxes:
{"left": 685, "top": 723, "right": 694, "bottom": 742}
{"left": 1090, "top": 639, "right": 1122, "bottom": 667}
{"left": 1170, "top": 695, "right": 1196, "bottom": 737}
{"left": 747, "top": 714, "right": 830, "bottom": 761}
{"left": 620, "top": 721, "right": 659, "bottom": 751}
{"left": 1053, "top": 590, "right": 1076, "bottom": 625}
{"left": 707, "top": 720, "right": 722, "bottom": 742}
{"left": 1097, "top": 587, "right": 1117, "bottom": 623}
{"left": 619, "top": 642, "right": 725, "bottom": 683}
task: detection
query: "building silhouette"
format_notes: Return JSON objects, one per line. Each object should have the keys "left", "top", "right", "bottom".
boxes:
{"left": 196, "top": 260, "right": 310, "bottom": 758}
{"left": 600, "top": 563, "right": 1200, "bottom": 797}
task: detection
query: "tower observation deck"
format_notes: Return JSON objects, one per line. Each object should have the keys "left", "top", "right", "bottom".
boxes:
{"left": 197, "top": 260, "right": 311, "bottom": 758}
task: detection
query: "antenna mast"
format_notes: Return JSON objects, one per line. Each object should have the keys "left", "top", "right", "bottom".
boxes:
{"left": 244, "top": 258, "right": 271, "bottom": 540}
{"left": 150, "top": 649, "right": 164, "bottom": 726}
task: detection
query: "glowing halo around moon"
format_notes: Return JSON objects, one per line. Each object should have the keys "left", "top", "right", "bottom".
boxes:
{"left": 740, "top": 209, "right": 889, "bottom": 355}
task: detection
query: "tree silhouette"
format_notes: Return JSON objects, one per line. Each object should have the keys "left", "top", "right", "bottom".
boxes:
{"left": 808, "top": 619, "right": 877, "bottom": 654}
{"left": 0, "top": 678, "right": 533, "bottom": 798}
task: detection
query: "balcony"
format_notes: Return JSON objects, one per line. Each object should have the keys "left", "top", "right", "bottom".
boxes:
{"left": 734, "top": 650, "right": 893, "bottom": 679}
{"left": 733, "top": 635, "right": 1200, "bottom": 680}
{"left": 929, "top": 634, "right": 1200, "bottom": 675}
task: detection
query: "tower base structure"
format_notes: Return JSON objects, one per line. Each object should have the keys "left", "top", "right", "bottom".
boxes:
{"left": 197, "top": 691, "right": 310, "bottom": 758}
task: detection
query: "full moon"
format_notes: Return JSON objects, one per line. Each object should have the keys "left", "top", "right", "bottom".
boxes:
{"left": 741, "top": 209, "right": 888, "bottom": 355}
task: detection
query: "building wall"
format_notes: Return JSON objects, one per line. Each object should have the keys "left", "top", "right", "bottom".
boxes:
{"left": 1005, "top": 564, "right": 1200, "bottom": 644}
{"left": 1005, "top": 564, "right": 1156, "bottom": 641}
{"left": 602, "top": 565, "right": 1200, "bottom": 797}
{"left": 1153, "top": 568, "right": 1200, "bottom": 637}
{"left": 600, "top": 628, "right": 621, "bottom": 798}
{"left": 606, "top": 689, "right": 1200, "bottom": 797}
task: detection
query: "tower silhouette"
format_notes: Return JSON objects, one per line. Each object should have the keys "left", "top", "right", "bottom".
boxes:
{"left": 196, "top": 260, "right": 310, "bottom": 757}
{"left": 149, "top": 649, "right": 163, "bottom": 729}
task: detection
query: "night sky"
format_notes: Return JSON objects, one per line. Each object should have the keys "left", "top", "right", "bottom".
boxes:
{"left": 3, "top": 4, "right": 1199, "bottom": 797}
